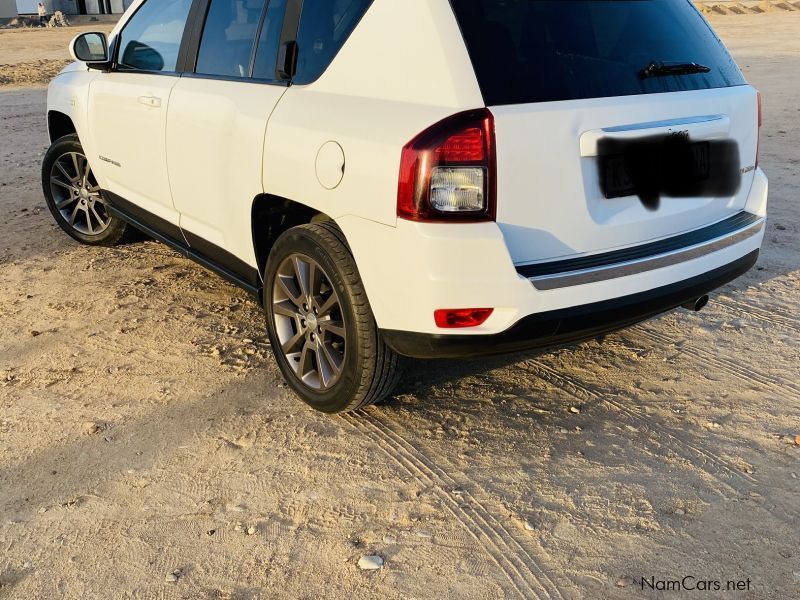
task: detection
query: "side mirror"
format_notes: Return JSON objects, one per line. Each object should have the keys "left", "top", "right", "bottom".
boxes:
{"left": 69, "top": 32, "right": 109, "bottom": 67}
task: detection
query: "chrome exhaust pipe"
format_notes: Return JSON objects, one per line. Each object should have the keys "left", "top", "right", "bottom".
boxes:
{"left": 681, "top": 295, "right": 709, "bottom": 312}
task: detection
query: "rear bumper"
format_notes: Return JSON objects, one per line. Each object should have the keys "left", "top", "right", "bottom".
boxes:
{"left": 382, "top": 250, "right": 758, "bottom": 359}
{"left": 337, "top": 169, "right": 767, "bottom": 339}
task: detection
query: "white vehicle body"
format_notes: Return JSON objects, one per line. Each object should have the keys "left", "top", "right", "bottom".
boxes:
{"left": 44, "top": 0, "right": 766, "bottom": 409}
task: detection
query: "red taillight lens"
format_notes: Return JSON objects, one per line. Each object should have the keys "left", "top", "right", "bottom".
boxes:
{"left": 398, "top": 109, "right": 496, "bottom": 222}
{"left": 434, "top": 308, "right": 494, "bottom": 329}
{"left": 435, "top": 128, "right": 486, "bottom": 162}
{"left": 756, "top": 90, "right": 762, "bottom": 168}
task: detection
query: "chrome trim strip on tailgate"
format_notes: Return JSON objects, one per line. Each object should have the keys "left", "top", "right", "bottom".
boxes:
{"left": 522, "top": 213, "right": 764, "bottom": 291}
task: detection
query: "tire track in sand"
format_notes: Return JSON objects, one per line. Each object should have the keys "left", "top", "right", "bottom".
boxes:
{"left": 635, "top": 326, "right": 800, "bottom": 401}
{"left": 372, "top": 413, "right": 569, "bottom": 597}
{"left": 521, "top": 358, "right": 758, "bottom": 491}
{"left": 714, "top": 298, "right": 800, "bottom": 334}
{"left": 340, "top": 412, "right": 567, "bottom": 600}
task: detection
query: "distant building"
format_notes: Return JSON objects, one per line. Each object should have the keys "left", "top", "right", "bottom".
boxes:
{"left": 16, "top": 0, "right": 132, "bottom": 15}
{"left": 1, "top": 0, "right": 18, "bottom": 19}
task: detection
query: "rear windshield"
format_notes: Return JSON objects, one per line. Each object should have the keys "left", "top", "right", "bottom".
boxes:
{"left": 450, "top": 0, "right": 746, "bottom": 106}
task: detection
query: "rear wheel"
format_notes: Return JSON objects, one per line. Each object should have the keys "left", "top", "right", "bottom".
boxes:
{"left": 264, "top": 222, "right": 401, "bottom": 413}
{"left": 42, "top": 134, "right": 129, "bottom": 246}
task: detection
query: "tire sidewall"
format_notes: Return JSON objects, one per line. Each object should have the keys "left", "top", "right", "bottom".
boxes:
{"left": 264, "top": 226, "right": 373, "bottom": 413}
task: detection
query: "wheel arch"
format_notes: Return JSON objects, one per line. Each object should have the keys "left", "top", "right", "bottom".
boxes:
{"left": 47, "top": 111, "right": 77, "bottom": 144}
{"left": 251, "top": 193, "right": 334, "bottom": 279}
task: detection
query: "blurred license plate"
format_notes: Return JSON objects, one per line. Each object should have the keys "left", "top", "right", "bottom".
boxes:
{"left": 600, "top": 141, "right": 710, "bottom": 199}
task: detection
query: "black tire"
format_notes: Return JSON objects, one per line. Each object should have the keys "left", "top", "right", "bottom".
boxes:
{"left": 264, "top": 221, "right": 401, "bottom": 413}
{"left": 42, "top": 134, "right": 129, "bottom": 247}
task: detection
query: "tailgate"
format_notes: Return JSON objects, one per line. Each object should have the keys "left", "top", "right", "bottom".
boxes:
{"left": 493, "top": 86, "right": 759, "bottom": 264}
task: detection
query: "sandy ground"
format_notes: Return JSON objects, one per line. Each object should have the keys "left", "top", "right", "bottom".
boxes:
{"left": 697, "top": 1, "right": 800, "bottom": 16}
{"left": 0, "top": 12, "right": 799, "bottom": 600}
{"left": 0, "top": 22, "right": 116, "bottom": 87}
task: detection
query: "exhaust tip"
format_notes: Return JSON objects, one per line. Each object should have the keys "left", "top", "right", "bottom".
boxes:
{"left": 682, "top": 295, "right": 709, "bottom": 312}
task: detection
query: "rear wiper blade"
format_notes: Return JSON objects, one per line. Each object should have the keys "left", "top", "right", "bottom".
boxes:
{"left": 640, "top": 61, "right": 712, "bottom": 79}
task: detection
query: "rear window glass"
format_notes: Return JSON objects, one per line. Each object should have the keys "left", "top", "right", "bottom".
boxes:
{"left": 252, "top": 0, "right": 287, "bottom": 80}
{"left": 195, "top": 0, "right": 265, "bottom": 79}
{"left": 450, "top": 0, "right": 746, "bottom": 106}
{"left": 293, "top": 0, "right": 373, "bottom": 85}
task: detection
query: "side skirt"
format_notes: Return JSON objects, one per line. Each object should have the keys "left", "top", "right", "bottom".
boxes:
{"left": 104, "top": 191, "right": 261, "bottom": 299}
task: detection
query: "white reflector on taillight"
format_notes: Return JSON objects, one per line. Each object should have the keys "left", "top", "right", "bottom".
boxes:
{"left": 429, "top": 167, "right": 486, "bottom": 213}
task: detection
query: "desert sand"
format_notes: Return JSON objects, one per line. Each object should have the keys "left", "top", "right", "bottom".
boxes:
{"left": 0, "top": 22, "right": 116, "bottom": 87}
{"left": 0, "top": 12, "right": 798, "bottom": 600}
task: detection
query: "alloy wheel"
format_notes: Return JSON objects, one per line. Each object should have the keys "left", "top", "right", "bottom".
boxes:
{"left": 49, "top": 151, "right": 111, "bottom": 236}
{"left": 272, "top": 253, "right": 346, "bottom": 390}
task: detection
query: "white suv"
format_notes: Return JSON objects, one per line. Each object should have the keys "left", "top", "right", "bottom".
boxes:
{"left": 43, "top": 0, "right": 767, "bottom": 413}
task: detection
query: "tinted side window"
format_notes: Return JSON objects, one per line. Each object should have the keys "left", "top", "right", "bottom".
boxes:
{"left": 118, "top": 0, "right": 193, "bottom": 72}
{"left": 451, "top": 0, "right": 746, "bottom": 105}
{"left": 293, "top": 0, "right": 373, "bottom": 85}
{"left": 196, "top": 0, "right": 266, "bottom": 78}
{"left": 252, "top": 0, "right": 287, "bottom": 80}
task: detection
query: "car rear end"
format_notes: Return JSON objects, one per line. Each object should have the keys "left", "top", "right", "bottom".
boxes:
{"left": 378, "top": 0, "right": 767, "bottom": 357}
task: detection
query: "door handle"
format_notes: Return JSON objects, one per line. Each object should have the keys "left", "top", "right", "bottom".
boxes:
{"left": 138, "top": 96, "right": 162, "bottom": 108}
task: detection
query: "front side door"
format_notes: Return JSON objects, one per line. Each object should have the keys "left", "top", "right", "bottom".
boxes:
{"left": 166, "top": 0, "right": 289, "bottom": 280}
{"left": 88, "top": 0, "right": 193, "bottom": 231}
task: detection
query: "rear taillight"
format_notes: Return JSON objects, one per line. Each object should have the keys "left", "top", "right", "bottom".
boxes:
{"left": 756, "top": 90, "right": 762, "bottom": 168}
{"left": 397, "top": 109, "right": 496, "bottom": 222}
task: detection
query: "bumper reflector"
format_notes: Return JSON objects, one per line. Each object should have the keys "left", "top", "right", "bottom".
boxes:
{"left": 434, "top": 308, "right": 494, "bottom": 329}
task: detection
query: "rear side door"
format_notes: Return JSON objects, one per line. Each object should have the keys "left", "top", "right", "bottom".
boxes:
{"left": 166, "top": 0, "right": 290, "bottom": 284}
{"left": 88, "top": 0, "right": 194, "bottom": 232}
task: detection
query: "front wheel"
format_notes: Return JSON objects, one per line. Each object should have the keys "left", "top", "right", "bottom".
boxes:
{"left": 41, "top": 134, "right": 129, "bottom": 246}
{"left": 264, "top": 222, "right": 401, "bottom": 413}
